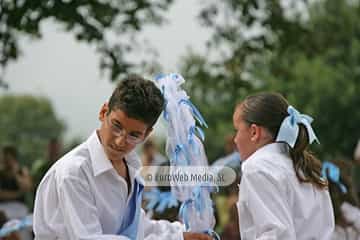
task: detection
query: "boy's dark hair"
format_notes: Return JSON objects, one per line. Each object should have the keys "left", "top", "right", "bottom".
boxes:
{"left": 2, "top": 146, "right": 18, "bottom": 159}
{"left": 108, "top": 75, "right": 165, "bottom": 127}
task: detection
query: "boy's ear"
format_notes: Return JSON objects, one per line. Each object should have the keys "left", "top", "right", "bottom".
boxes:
{"left": 99, "top": 102, "right": 109, "bottom": 121}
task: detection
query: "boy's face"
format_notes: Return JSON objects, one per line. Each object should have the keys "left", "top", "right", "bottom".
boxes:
{"left": 98, "top": 103, "right": 151, "bottom": 163}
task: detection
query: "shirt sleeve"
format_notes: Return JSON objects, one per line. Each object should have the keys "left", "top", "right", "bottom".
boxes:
{"left": 142, "top": 210, "right": 184, "bottom": 240}
{"left": 238, "top": 171, "right": 296, "bottom": 240}
{"left": 57, "top": 175, "right": 130, "bottom": 240}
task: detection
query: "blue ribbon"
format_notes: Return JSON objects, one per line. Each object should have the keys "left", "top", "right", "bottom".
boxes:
{"left": 171, "top": 73, "right": 179, "bottom": 80}
{"left": 179, "top": 199, "right": 193, "bottom": 231}
{"left": 192, "top": 186, "right": 204, "bottom": 213}
{"left": 194, "top": 126, "right": 205, "bottom": 142}
{"left": 0, "top": 215, "right": 32, "bottom": 237}
{"left": 188, "top": 126, "right": 206, "bottom": 155}
{"left": 173, "top": 144, "right": 186, "bottom": 165}
{"left": 179, "top": 186, "right": 220, "bottom": 239}
{"left": 156, "top": 192, "right": 179, "bottom": 212}
{"left": 178, "top": 187, "right": 202, "bottom": 231}
{"left": 204, "top": 229, "right": 221, "bottom": 240}
{"left": 154, "top": 73, "right": 219, "bottom": 239}
{"left": 188, "top": 126, "right": 199, "bottom": 155}
{"left": 155, "top": 73, "right": 166, "bottom": 81}
{"left": 144, "top": 188, "right": 161, "bottom": 210}
{"left": 276, "top": 105, "right": 319, "bottom": 148}
{"left": 178, "top": 99, "right": 208, "bottom": 128}
{"left": 143, "top": 188, "right": 179, "bottom": 213}
{"left": 322, "top": 161, "right": 347, "bottom": 193}
{"left": 160, "top": 85, "right": 170, "bottom": 121}
{"left": 192, "top": 185, "right": 219, "bottom": 215}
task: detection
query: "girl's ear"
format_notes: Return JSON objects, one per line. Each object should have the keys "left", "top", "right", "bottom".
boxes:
{"left": 250, "top": 123, "right": 261, "bottom": 142}
{"left": 250, "top": 124, "right": 272, "bottom": 143}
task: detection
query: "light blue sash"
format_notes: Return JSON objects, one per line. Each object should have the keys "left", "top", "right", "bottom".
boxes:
{"left": 117, "top": 177, "right": 144, "bottom": 239}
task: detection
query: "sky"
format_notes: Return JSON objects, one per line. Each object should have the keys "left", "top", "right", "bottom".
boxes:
{"left": 1, "top": 0, "right": 211, "bottom": 141}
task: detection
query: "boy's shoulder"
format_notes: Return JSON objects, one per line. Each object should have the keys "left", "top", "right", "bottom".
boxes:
{"left": 49, "top": 142, "right": 92, "bottom": 182}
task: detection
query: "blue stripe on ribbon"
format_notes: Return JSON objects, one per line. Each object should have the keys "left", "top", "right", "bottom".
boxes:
{"left": 192, "top": 186, "right": 203, "bottom": 213}
{"left": 188, "top": 126, "right": 201, "bottom": 155}
{"left": 179, "top": 199, "right": 193, "bottom": 231}
{"left": 155, "top": 73, "right": 166, "bottom": 81}
{"left": 178, "top": 99, "right": 208, "bottom": 128}
{"left": 195, "top": 126, "right": 205, "bottom": 141}
{"left": 204, "top": 229, "right": 221, "bottom": 240}
{"left": 173, "top": 144, "right": 186, "bottom": 165}
{"left": 161, "top": 86, "right": 170, "bottom": 121}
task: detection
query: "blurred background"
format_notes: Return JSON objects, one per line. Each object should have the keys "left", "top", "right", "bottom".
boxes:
{"left": 0, "top": 0, "right": 360, "bottom": 239}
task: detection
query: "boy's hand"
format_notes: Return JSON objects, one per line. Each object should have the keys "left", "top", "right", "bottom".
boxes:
{"left": 183, "top": 232, "right": 213, "bottom": 240}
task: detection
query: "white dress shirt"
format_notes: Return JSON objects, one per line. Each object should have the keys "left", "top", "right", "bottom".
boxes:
{"left": 33, "top": 131, "right": 184, "bottom": 240}
{"left": 237, "top": 143, "right": 334, "bottom": 240}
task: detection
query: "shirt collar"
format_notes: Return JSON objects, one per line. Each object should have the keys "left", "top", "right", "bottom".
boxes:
{"left": 242, "top": 142, "right": 291, "bottom": 170}
{"left": 124, "top": 151, "right": 142, "bottom": 171}
{"left": 87, "top": 131, "right": 113, "bottom": 177}
{"left": 86, "top": 130, "right": 142, "bottom": 177}
{"left": 252, "top": 142, "right": 289, "bottom": 157}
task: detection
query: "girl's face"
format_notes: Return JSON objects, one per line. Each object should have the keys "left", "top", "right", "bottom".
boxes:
{"left": 233, "top": 105, "right": 257, "bottom": 161}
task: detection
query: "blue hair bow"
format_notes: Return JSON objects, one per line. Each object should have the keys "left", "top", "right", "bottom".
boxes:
{"left": 321, "top": 161, "right": 347, "bottom": 193}
{"left": 276, "top": 106, "right": 319, "bottom": 148}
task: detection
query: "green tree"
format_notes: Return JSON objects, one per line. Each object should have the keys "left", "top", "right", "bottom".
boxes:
{"left": 0, "top": 95, "right": 65, "bottom": 166}
{"left": 181, "top": 0, "right": 360, "bottom": 160}
{"left": 254, "top": 0, "right": 360, "bottom": 157}
{"left": 0, "top": 0, "right": 173, "bottom": 87}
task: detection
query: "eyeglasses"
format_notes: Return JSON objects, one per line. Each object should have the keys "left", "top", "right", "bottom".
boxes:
{"left": 106, "top": 116, "right": 144, "bottom": 145}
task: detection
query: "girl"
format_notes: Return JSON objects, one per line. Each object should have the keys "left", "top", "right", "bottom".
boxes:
{"left": 233, "top": 92, "right": 334, "bottom": 239}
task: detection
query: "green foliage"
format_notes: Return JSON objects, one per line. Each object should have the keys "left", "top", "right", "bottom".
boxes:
{"left": 0, "top": 95, "right": 65, "bottom": 166}
{"left": 182, "top": 0, "right": 360, "bottom": 160}
{"left": 254, "top": 0, "right": 360, "bottom": 157}
{"left": 0, "top": 0, "right": 173, "bottom": 85}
